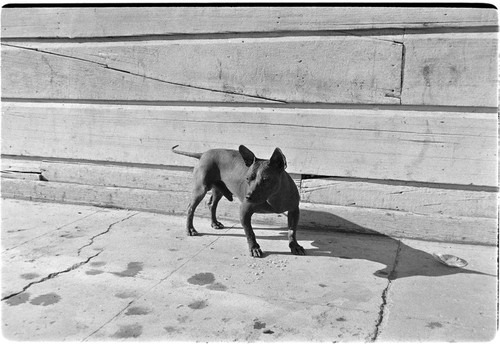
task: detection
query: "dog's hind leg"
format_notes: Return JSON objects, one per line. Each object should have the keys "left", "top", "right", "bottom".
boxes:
{"left": 186, "top": 184, "right": 208, "bottom": 236}
{"left": 207, "top": 187, "right": 224, "bottom": 229}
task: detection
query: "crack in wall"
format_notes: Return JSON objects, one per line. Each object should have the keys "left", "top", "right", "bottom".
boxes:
{"left": 1, "top": 42, "right": 287, "bottom": 104}
{"left": 367, "top": 240, "right": 402, "bottom": 342}
{"left": 1, "top": 250, "right": 103, "bottom": 302}
{"left": 77, "top": 212, "right": 139, "bottom": 256}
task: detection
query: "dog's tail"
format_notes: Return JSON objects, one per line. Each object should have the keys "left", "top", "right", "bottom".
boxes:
{"left": 171, "top": 145, "right": 203, "bottom": 159}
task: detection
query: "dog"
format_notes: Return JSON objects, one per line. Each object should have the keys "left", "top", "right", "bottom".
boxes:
{"left": 172, "top": 145, "right": 305, "bottom": 257}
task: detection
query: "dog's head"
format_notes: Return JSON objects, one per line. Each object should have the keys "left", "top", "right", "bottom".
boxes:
{"left": 239, "top": 145, "right": 287, "bottom": 203}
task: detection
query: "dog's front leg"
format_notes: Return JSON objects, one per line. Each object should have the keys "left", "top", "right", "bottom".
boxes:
{"left": 240, "top": 203, "right": 262, "bottom": 257}
{"left": 288, "top": 207, "right": 305, "bottom": 255}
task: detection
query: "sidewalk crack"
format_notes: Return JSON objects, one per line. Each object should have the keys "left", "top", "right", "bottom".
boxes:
{"left": 1, "top": 250, "right": 103, "bottom": 302}
{"left": 77, "top": 212, "right": 138, "bottom": 256}
{"left": 367, "top": 239, "right": 402, "bottom": 342}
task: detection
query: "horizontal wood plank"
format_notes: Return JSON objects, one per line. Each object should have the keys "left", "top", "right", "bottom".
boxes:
{"left": 301, "top": 178, "right": 497, "bottom": 218}
{"left": 402, "top": 32, "right": 498, "bottom": 107}
{"left": 2, "top": 7, "right": 496, "bottom": 38}
{"left": 38, "top": 160, "right": 302, "bottom": 192}
{"left": 2, "top": 37, "right": 402, "bottom": 104}
{"left": 2, "top": 178, "right": 496, "bottom": 245}
{"left": 2, "top": 103, "right": 497, "bottom": 186}
{"left": 0, "top": 45, "right": 270, "bottom": 104}
{"left": 36, "top": 159, "right": 497, "bottom": 219}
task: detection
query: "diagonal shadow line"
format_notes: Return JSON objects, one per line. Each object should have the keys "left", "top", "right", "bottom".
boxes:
{"left": 196, "top": 209, "right": 495, "bottom": 281}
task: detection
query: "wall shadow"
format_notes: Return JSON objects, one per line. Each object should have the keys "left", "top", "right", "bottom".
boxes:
{"left": 205, "top": 208, "right": 495, "bottom": 281}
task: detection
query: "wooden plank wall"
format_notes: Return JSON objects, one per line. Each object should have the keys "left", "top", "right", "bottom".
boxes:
{"left": 1, "top": 6, "right": 498, "bottom": 244}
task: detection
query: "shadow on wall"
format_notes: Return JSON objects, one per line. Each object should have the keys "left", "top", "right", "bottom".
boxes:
{"left": 210, "top": 209, "right": 495, "bottom": 281}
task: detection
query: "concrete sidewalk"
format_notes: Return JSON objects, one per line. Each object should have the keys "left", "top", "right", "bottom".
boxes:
{"left": 1, "top": 199, "right": 497, "bottom": 341}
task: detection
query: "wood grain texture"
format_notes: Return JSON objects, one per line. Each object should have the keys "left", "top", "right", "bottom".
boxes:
{"left": 402, "top": 32, "right": 498, "bottom": 107}
{"left": 2, "top": 178, "right": 496, "bottom": 245}
{"left": 0, "top": 45, "right": 270, "bottom": 103}
{"left": 38, "top": 160, "right": 301, "bottom": 191}
{"left": 2, "top": 37, "right": 402, "bottom": 104}
{"left": 37, "top": 159, "right": 497, "bottom": 219}
{"left": 2, "top": 7, "right": 496, "bottom": 38}
{"left": 2, "top": 103, "right": 497, "bottom": 186}
{"left": 301, "top": 178, "right": 497, "bottom": 218}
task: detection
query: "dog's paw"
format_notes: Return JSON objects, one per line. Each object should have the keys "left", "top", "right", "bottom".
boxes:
{"left": 290, "top": 242, "right": 306, "bottom": 255}
{"left": 250, "top": 246, "right": 263, "bottom": 258}
{"left": 211, "top": 221, "right": 224, "bottom": 229}
{"left": 187, "top": 228, "right": 199, "bottom": 236}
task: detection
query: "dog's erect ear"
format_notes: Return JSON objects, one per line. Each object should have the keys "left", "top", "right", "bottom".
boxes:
{"left": 239, "top": 145, "right": 256, "bottom": 167}
{"left": 270, "top": 147, "right": 287, "bottom": 170}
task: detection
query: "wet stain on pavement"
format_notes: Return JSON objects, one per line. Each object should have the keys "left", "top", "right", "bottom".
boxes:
{"left": 5, "top": 292, "right": 30, "bottom": 306}
{"left": 206, "top": 282, "right": 227, "bottom": 291}
{"left": 164, "top": 326, "right": 181, "bottom": 333}
{"left": 20, "top": 273, "right": 40, "bottom": 280}
{"left": 30, "top": 292, "right": 61, "bottom": 306}
{"left": 188, "top": 300, "right": 208, "bottom": 310}
{"left": 112, "top": 324, "right": 142, "bottom": 338}
{"left": 112, "top": 262, "right": 143, "bottom": 277}
{"left": 125, "top": 306, "right": 151, "bottom": 315}
{"left": 177, "top": 315, "right": 189, "bottom": 323}
{"left": 115, "top": 291, "right": 137, "bottom": 299}
{"left": 90, "top": 261, "right": 107, "bottom": 267}
{"left": 253, "top": 320, "right": 266, "bottom": 329}
{"left": 86, "top": 269, "right": 104, "bottom": 275}
{"left": 187, "top": 272, "right": 215, "bottom": 285}
{"left": 426, "top": 322, "right": 443, "bottom": 329}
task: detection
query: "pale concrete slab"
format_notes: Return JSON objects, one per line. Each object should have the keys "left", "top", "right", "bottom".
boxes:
{"left": 377, "top": 239, "right": 497, "bottom": 342}
{"left": 1, "top": 199, "right": 498, "bottom": 342}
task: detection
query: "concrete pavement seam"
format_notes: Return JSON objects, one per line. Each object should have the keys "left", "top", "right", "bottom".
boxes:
{"left": 367, "top": 239, "right": 403, "bottom": 342}
{"left": 81, "top": 225, "right": 235, "bottom": 341}
{"left": 1, "top": 250, "right": 103, "bottom": 302}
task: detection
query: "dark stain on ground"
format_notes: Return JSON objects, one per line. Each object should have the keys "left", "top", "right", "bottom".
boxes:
{"left": 253, "top": 321, "right": 266, "bottom": 329}
{"left": 188, "top": 300, "right": 208, "bottom": 310}
{"left": 112, "top": 262, "right": 143, "bottom": 277}
{"left": 115, "top": 291, "right": 137, "bottom": 299}
{"left": 426, "top": 322, "right": 443, "bottom": 329}
{"left": 336, "top": 317, "right": 347, "bottom": 322}
{"left": 164, "top": 326, "right": 180, "bottom": 333}
{"left": 125, "top": 306, "right": 151, "bottom": 316}
{"left": 30, "top": 292, "right": 61, "bottom": 306}
{"left": 5, "top": 292, "right": 30, "bottom": 306}
{"left": 86, "top": 269, "right": 104, "bottom": 275}
{"left": 20, "top": 273, "right": 40, "bottom": 280}
{"left": 112, "top": 324, "right": 142, "bottom": 338}
{"left": 90, "top": 261, "right": 107, "bottom": 267}
{"left": 177, "top": 315, "right": 189, "bottom": 323}
{"left": 206, "top": 282, "right": 227, "bottom": 291}
{"left": 187, "top": 272, "right": 215, "bottom": 285}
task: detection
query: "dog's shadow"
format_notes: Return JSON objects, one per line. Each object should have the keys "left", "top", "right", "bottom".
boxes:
{"left": 203, "top": 209, "right": 495, "bottom": 281}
